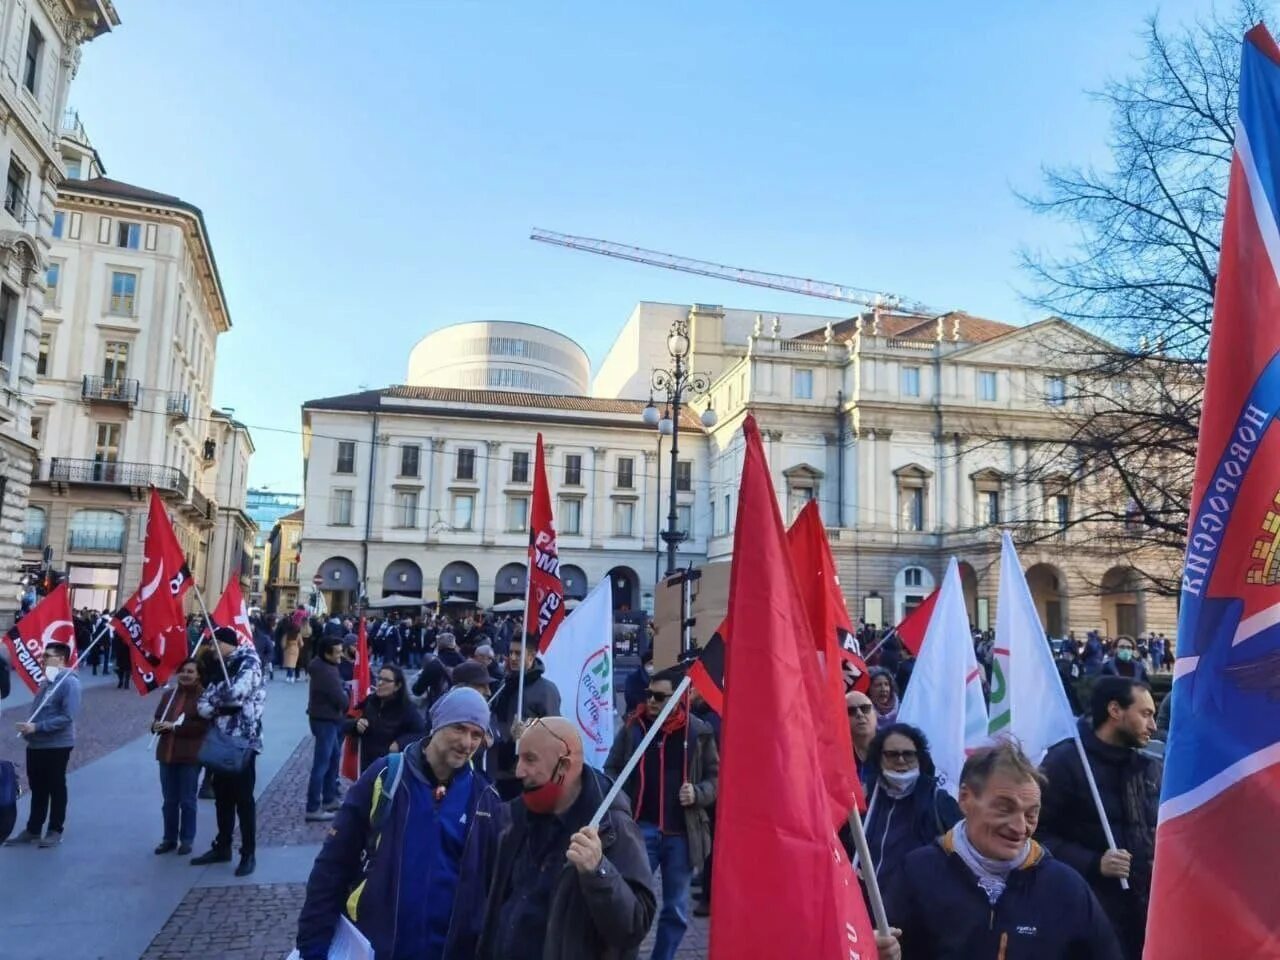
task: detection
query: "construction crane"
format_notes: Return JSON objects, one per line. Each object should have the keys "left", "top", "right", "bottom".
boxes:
{"left": 530, "top": 227, "right": 931, "bottom": 314}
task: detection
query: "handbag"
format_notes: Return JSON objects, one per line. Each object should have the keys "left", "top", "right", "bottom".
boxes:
{"left": 197, "top": 724, "right": 253, "bottom": 774}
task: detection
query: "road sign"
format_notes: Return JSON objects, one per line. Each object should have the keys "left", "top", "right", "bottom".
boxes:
{"left": 312, "top": 574, "right": 323, "bottom": 585}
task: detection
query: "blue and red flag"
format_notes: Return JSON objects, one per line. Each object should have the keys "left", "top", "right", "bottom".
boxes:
{"left": 1146, "top": 24, "right": 1280, "bottom": 958}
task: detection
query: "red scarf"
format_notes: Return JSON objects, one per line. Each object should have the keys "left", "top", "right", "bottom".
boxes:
{"left": 629, "top": 702, "right": 688, "bottom": 736}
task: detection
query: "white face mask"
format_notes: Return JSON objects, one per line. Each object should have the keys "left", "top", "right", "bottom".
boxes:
{"left": 43, "top": 666, "right": 60, "bottom": 683}
{"left": 881, "top": 767, "right": 920, "bottom": 799}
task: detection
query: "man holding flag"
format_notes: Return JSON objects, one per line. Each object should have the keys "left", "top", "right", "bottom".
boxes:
{"left": 7, "top": 640, "right": 79, "bottom": 848}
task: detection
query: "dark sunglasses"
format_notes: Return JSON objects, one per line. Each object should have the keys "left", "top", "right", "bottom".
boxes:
{"left": 646, "top": 690, "right": 671, "bottom": 703}
{"left": 882, "top": 749, "right": 919, "bottom": 763}
{"left": 847, "top": 703, "right": 874, "bottom": 716}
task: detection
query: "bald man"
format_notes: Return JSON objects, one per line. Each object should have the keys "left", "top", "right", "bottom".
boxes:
{"left": 477, "top": 717, "right": 657, "bottom": 960}
{"left": 847, "top": 690, "right": 877, "bottom": 779}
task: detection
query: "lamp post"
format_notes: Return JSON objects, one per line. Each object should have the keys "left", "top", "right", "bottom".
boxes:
{"left": 642, "top": 313, "right": 717, "bottom": 577}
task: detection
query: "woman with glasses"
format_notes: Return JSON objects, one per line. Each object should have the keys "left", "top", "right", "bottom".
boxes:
{"left": 343, "top": 664, "right": 425, "bottom": 775}
{"left": 861, "top": 723, "right": 961, "bottom": 897}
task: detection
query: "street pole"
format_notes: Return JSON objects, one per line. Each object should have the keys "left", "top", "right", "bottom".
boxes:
{"left": 654, "top": 430, "right": 664, "bottom": 587}
{"left": 665, "top": 351, "right": 682, "bottom": 578}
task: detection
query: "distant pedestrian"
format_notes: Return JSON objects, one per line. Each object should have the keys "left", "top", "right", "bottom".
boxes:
{"left": 488, "top": 645, "right": 562, "bottom": 800}
{"left": 305, "top": 636, "right": 348, "bottom": 821}
{"left": 151, "top": 659, "right": 209, "bottom": 855}
{"left": 111, "top": 630, "right": 131, "bottom": 689}
{"left": 8, "top": 642, "right": 80, "bottom": 847}
{"left": 1099, "top": 636, "right": 1151, "bottom": 684}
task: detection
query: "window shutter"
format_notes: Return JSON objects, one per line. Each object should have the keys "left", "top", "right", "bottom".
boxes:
{"left": 144, "top": 223, "right": 157, "bottom": 251}
{"left": 69, "top": 212, "right": 81, "bottom": 240}
{"left": 97, "top": 216, "right": 111, "bottom": 244}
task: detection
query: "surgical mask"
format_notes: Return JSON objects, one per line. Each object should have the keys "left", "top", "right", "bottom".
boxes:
{"left": 43, "top": 666, "right": 60, "bottom": 683}
{"left": 881, "top": 768, "right": 920, "bottom": 799}
{"left": 521, "top": 758, "right": 569, "bottom": 814}
{"left": 1117, "top": 649, "right": 1134, "bottom": 662}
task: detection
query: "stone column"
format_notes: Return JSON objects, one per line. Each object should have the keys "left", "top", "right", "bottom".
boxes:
{"left": 428, "top": 438, "right": 445, "bottom": 542}
{"left": 482, "top": 440, "right": 500, "bottom": 545}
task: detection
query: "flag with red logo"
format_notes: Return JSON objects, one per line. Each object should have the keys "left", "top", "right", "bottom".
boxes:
{"left": 527, "top": 433, "right": 566, "bottom": 654}
{"left": 110, "top": 488, "right": 194, "bottom": 694}
{"left": 709, "top": 415, "right": 877, "bottom": 959}
{"left": 3, "top": 583, "right": 75, "bottom": 694}
{"left": 340, "top": 618, "right": 373, "bottom": 781}
{"left": 207, "top": 576, "right": 253, "bottom": 647}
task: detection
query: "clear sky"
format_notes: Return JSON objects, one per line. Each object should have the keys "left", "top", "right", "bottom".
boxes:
{"left": 68, "top": 0, "right": 1216, "bottom": 491}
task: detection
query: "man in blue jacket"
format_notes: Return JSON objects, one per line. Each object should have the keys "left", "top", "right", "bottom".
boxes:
{"left": 295, "top": 687, "right": 505, "bottom": 960}
{"left": 882, "top": 740, "right": 1123, "bottom": 959}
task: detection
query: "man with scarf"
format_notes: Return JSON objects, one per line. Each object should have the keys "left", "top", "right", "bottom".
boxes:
{"left": 486, "top": 644, "right": 561, "bottom": 800}
{"left": 477, "top": 717, "right": 656, "bottom": 960}
{"left": 1036, "top": 677, "right": 1160, "bottom": 959}
{"left": 882, "top": 741, "right": 1122, "bottom": 959}
{"left": 604, "top": 667, "right": 718, "bottom": 960}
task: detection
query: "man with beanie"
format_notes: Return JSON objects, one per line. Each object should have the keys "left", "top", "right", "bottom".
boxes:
{"left": 296, "top": 687, "right": 505, "bottom": 960}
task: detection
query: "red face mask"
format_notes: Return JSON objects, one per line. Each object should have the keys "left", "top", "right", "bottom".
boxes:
{"left": 521, "top": 757, "right": 568, "bottom": 814}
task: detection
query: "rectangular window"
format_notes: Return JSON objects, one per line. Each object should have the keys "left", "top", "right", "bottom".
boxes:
{"left": 616, "top": 457, "right": 634, "bottom": 489}
{"left": 1046, "top": 376, "right": 1065, "bottom": 406}
{"left": 108, "top": 271, "right": 137, "bottom": 315}
{"left": 902, "top": 366, "right": 921, "bottom": 398}
{"left": 675, "top": 460, "right": 692, "bottom": 492}
{"left": 793, "top": 368, "right": 814, "bottom": 399}
{"left": 907, "top": 487, "right": 924, "bottom": 531}
{"left": 985, "top": 490, "right": 1001, "bottom": 525}
{"left": 560, "top": 498, "right": 582, "bottom": 534}
{"left": 23, "top": 22, "right": 42, "bottom": 94}
{"left": 614, "top": 501, "right": 635, "bottom": 537}
{"left": 94, "top": 422, "right": 121, "bottom": 462}
{"left": 36, "top": 332, "right": 50, "bottom": 375}
{"left": 116, "top": 221, "right": 141, "bottom": 249}
{"left": 0, "top": 286, "right": 14, "bottom": 362}
{"left": 677, "top": 503, "right": 693, "bottom": 536}
{"left": 394, "top": 490, "right": 418, "bottom": 528}
{"left": 64, "top": 159, "right": 81, "bottom": 180}
{"left": 52, "top": 210, "right": 64, "bottom": 238}
{"left": 506, "top": 495, "right": 528, "bottom": 532}
{"left": 399, "top": 444, "right": 420, "bottom": 478}
{"left": 564, "top": 454, "right": 582, "bottom": 486}
{"left": 331, "top": 489, "right": 354, "bottom": 526}
{"left": 287, "top": 561, "right": 299, "bottom": 581}
{"left": 5, "top": 157, "right": 27, "bottom": 219}
{"left": 511, "top": 450, "right": 529, "bottom": 483}
{"left": 31, "top": 416, "right": 42, "bottom": 442}
{"left": 456, "top": 447, "right": 475, "bottom": 481}
{"left": 722, "top": 494, "right": 731, "bottom": 535}
{"left": 102, "top": 341, "right": 129, "bottom": 381}
{"left": 335, "top": 440, "right": 356, "bottom": 474}
{"left": 44, "top": 263, "right": 58, "bottom": 305}
{"left": 452, "top": 494, "right": 474, "bottom": 530}
{"left": 978, "top": 370, "right": 998, "bottom": 402}
{"left": 1056, "top": 493, "right": 1070, "bottom": 529}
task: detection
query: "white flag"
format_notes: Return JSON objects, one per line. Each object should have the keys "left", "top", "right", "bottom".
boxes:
{"left": 897, "top": 557, "right": 989, "bottom": 797}
{"left": 539, "top": 578, "right": 615, "bottom": 769}
{"left": 989, "top": 531, "right": 1078, "bottom": 764}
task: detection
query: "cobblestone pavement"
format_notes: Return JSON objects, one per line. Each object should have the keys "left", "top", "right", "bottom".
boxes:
{"left": 257, "top": 734, "right": 354, "bottom": 848}
{"left": 138, "top": 882, "right": 306, "bottom": 960}
{"left": 0, "top": 679, "right": 158, "bottom": 782}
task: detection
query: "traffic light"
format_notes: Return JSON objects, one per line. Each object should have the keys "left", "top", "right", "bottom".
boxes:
{"left": 38, "top": 567, "right": 64, "bottom": 597}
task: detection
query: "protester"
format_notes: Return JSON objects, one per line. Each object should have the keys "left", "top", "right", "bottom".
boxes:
{"left": 882, "top": 741, "right": 1123, "bottom": 958}
{"left": 305, "top": 636, "right": 348, "bottom": 822}
{"left": 488, "top": 644, "right": 562, "bottom": 800}
{"left": 687, "top": 685, "right": 721, "bottom": 919}
{"left": 193, "top": 628, "right": 266, "bottom": 877}
{"left": 436, "top": 632, "right": 464, "bottom": 668}
{"left": 472, "top": 643, "right": 502, "bottom": 683}
{"left": 868, "top": 666, "right": 900, "bottom": 725}
{"left": 861, "top": 723, "right": 962, "bottom": 896}
{"left": 1099, "top": 635, "right": 1151, "bottom": 684}
{"left": 476, "top": 717, "right": 657, "bottom": 960}
{"left": 282, "top": 610, "right": 304, "bottom": 683}
{"left": 296, "top": 688, "right": 502, "bottom": 960}
{"left": 846, "top": 690, "right": 877, "bottom": 780}
{"left": 343, "top": 664, "right": 425, "bottom": 775}
{"left": 7, "top": 642, "right": 80, "bottom": 847}
{"left": 253, "top": 617, "right": 275, "bottom": 682}
{"left": 623, "top": 650, "right": 654, "bottom": 714}
{"left": 151, "top": 658, "right": 209, "bottom": 855}
{"left": 111, "top": 627, "right": 131, "bottom": 689}
{"left": 1036, "top": 677, "right": 1160, "bottom": 959}
{"left": 604, "top": 668, "right": 718, "bottom": 960}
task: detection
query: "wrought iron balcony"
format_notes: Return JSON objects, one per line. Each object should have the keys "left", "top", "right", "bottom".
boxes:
{"left": 190, "top": 484, "right": 213, "bottom": 521}
{"left": 49, "top": 457, "right": 188, "bottom": 494}
{"left": 68, "top": 528, "right": 126, "bottom": 553}
{"left": 82, "top": 375, "right": 139, "bottom": 405}
{"left": 166, "top": 392, "right": 190, "bottom": 418}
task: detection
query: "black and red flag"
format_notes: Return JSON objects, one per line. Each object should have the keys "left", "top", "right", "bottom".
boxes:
{"left": 687, "top": 619, "right": 726, "bottom": 716}
{"left": 527, "top": 433, "right": 566, "bottom": 654}
{"left": 110, "top": 488, "right": 194, "bottom": 693}
{"left": 3, "top": 582, "right": 75, "bottom": 694}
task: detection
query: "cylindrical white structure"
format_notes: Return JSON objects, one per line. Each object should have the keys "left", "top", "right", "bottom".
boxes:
{"left": 407, "top": 321, "right": 590, "bottom": 395}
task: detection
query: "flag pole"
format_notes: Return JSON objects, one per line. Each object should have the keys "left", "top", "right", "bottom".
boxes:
{"left": 516, "top": 562, "right": 533, "bottom": 724}
{"left": 845, "top": 805, "right": 891, "bottom": 936}
{"left": 590, "top": 675, "right": 691, "bottom": 828}
{"left": 191, "top": 582, "right": 231, "bottom": 687}
{"left": 1073, "top": 733, "right": 1130, "bottom": 891}
{"left": 18, "top": 632, "right": 104, "bottom": 734}
{"left": 147, "top": 684, "right": 180, "bottom": 750}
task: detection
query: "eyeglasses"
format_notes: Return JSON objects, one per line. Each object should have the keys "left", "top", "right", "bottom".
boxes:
{"left": 847, "top": 704, "right": 874, "bottom": 716}
{"left": 646, "top": 690, "right": 671, "bottom": 703}
{"left": 376, "top": 676, "right": 396, "bottom": 685}
{"left": 882, "top": 749, "right": 919, "bottom": 763}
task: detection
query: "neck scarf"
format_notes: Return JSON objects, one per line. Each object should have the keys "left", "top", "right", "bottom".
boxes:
{"left": 951, "top": 820, "right": 1031, "bottom": 905}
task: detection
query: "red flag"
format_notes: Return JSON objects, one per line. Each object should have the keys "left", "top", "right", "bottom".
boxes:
{"left": 208, "top": 576, "right": 253, "bottom": 647}
{"left": 340, "top": 618, "right": 372, "bottom": 781}
{"left": 709, "top": 415, "right": 877, "bottom": 960}
{"left": 3, "top": 583, "right": 75, "bottom": 694}
{"left": 111, "top": 488, "right": 194, "bottom": 694}
{"left": 896, "top": 586, "right": 940, "bottom": 656}
{"left": 527, "top": 434, "right": 566, "bottom": 654}
{"left": 787, "top": 501, "right": 867, "bottom": 819}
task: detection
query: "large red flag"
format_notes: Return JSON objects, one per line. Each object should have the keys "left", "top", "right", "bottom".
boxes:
{"left": 895, "top": 586, "right": 939, "bottom": 656}
{"left": 111, "top": 488, "right": 194, "bottom": 693}
{"left": 208, "top": 576, "right": 253, "bottom": 647}
{"left": 710, "top": 415, "right": 877, "bottom": 959}
{"left": 788, "top": 500, "right": 867, "bottom": 820}
{"left": 527, "top": 433, "right": 566, "bottom": 654}
{"left": 340, "top": 618, "right": 372, "bottom": 781}
{"left": 3, "top": 583, "right": 75, "bottom": 694}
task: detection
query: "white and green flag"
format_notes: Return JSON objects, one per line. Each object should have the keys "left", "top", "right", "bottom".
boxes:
{"left": 540, "top": 578, "right": 615, "bottom": 769}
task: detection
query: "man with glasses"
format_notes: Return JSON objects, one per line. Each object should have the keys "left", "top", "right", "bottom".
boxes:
{"left": 604, "top": 668, "right": 718, "bottom": 960}
{"left": 8, "top": 642, "right": 80, "bottom": 847}
{"left": 846, "top": 690, "right": 877, "bottom": 780}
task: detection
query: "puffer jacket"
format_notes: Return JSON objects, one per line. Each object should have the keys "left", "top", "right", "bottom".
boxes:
{"left": 197, "top": 645, "right": 266, "bottom": 752}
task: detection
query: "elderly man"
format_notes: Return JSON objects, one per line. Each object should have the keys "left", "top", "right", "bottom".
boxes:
{"left": 881, "top": 741, "right": 1122, "bottom": 959}
{"left": 296, "top": 688, "right": 504, "bottom": 960}
{"left": 477, "top": 717, "right": 656, "bottom": 960}
{"left": 846, "top": 690, "right": 877, "bottom": 781}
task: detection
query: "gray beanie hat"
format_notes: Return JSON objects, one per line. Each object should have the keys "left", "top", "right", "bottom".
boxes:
{"left": 429, "top": 687, "right": 490, "bottom": 734}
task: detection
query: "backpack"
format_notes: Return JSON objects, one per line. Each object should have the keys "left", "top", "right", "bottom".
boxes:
{"left": 0, "top": 759, "right": 19, "bottom": 843}
{"left": 363, "top": 752, "right": 405, "bottom": 865}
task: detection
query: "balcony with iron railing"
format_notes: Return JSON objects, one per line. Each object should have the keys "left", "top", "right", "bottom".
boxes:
{"left": 166, "top": 392, "right": 190, "bottom": 419}
{"left": 60, "top": 109, "right": 89, "bottom": 144}
{"left": 49, "top": 457, "right": 189, "bottom": 494}
{"left": 190, "top": 484, "right": 213, "bottom": 521}
{"left": 82, "top": 375, "right": 140, "bottom": 405}
{"left": 68, "top": 528, "right": 126, "bottom": 553}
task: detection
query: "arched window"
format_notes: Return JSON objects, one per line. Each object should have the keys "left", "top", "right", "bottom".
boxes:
{"left": 68, "top": 509, "right": 126, "bottom": 552}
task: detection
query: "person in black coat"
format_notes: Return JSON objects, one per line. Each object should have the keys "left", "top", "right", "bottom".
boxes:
{"left": 343, "top": 664, "right": 426, "bottom": 775}
{"left": 1036, "top": 678, "right": 1160, "bottom": 959}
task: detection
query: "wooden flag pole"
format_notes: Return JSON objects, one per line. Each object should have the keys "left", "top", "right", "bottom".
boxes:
{"left": 190, "top": 582, "right": 232, "bottom": 687}
{"left": 845, "top": 804, "right": 891, "bottom": 936}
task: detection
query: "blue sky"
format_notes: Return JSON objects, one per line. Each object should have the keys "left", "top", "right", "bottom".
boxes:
{"left": 69, "top": 0, "right": 1216, "bottom": 490}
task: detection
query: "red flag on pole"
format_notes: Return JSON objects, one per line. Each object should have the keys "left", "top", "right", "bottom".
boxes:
{"left": 207, "top": 576, "right": 253, "bottom": 647}
{"left": 896, "top": 586, "right": 940, "bottom": 656}
{"left": 687, "top": 620, "right": 727, "bottom": 716}
{"left": 527, "top": 433, "right": 566, "bottom": 654}
{"left": 340, "top": 618, "right": 372, "bottom": 781}
{"left": 110, "top": 488, "right": 194, "bottom": 694}
{"left": 3, "top": 583, "right": 75, "bottom": 694}
{"left": 787, "top": 501, "right": 867, "bottom": 819}
{"left": 709, "top": 415, "right": 877, "bottom": 959}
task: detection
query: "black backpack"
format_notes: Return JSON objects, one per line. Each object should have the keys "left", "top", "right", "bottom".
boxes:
{"left": 0, "top": 759, "right": 18, "bottom": 842}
